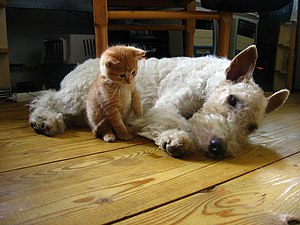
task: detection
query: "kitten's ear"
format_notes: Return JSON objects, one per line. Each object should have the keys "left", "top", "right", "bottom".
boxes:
{"left": 132, "top": 47, "right": 146, "bottom": 59}
{"left": 105, "top": 57, "right": 120, "bottom": 68}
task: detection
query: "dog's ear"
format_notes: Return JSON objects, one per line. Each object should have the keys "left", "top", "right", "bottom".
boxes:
{"left": 225, "top": 45, "right": 258, "bottom": 82}
{"left": 266, "top": 89, "right": 290, "bottom": 114}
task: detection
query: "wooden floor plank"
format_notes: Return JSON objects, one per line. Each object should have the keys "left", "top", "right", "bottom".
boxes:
{"left": 118, "top": 152, "right": 300, "bottom": 225}
{"left": 0, "top": 103, "right": 150, "bottom": 172}
{"left": 0, "top": 133, "right": 149, "bottom": 172}
{"left": 0, "top": 131, "right": 299, "bottom": 224}
{"left": 0, "top": 102, "right": 29, "bottom": 118}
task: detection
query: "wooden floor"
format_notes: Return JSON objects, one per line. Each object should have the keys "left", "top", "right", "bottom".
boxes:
{"left": 1, "top": 94, "right": 300, "bottom": 225}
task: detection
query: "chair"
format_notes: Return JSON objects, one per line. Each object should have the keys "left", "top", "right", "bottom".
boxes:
{"left": 92, "top": 0, "right": 294, "bottom": 58}
{"left": 92, "top": 0, "right": 232, "bottom": 57}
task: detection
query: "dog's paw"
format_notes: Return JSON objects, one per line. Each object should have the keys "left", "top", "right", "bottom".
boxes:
{"left": 29, "top": 111, "right": 65, "bottom": 136}
{"left": 161, "top": 138, "right": 185, "bottom": 158}
{"left": 158, "top": 131, "right": 194, "bottom": 158}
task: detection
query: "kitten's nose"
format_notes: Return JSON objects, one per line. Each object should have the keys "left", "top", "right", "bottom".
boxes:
{"left": 126, "top": 77, "right": 132, "bottom": 84}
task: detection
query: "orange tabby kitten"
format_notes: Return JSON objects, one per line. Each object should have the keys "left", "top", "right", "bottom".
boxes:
{"left": 86, "top": 45, "right": 145, "bottom": 142}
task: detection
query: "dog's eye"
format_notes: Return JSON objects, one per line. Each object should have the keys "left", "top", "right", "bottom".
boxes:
{"left": 120, "top": 74, "right": 126, "bottom": 79}
{"left": 227, "top": 95, "right": 238, "bottom": 107}
{"left": 131, "top": 70, "right": 136, "bottom": 76}
{"left": 248, "top": 123, "right": 258, "bottom": 133}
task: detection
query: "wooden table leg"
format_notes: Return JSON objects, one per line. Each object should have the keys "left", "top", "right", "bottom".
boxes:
{"left": 184, "top": 1, "right": 196, "bottom": 57}
{"left": 217, "top": 11, "right": 232, "bottom": 58}
{"left": 93, "top": 0, "right": 108, "bottom": 57}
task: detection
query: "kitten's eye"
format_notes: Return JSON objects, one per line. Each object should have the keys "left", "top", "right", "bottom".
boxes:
{"left": 248, "top": 123, "right": 258, "bottom": 133}
{"left": 120, "top": 74, "right": 126, "bottom": 79}
{"left": 227, "top": 95, "right": 238, "bottom": 108}
{"left": 131, "top": 70, "right": 136, "bottom": 76}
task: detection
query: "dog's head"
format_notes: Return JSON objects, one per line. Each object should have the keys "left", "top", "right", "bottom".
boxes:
{"left": 190, "top": 45, "right": 289, "bottom": 158}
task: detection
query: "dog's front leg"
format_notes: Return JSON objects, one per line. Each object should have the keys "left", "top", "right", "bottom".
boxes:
{"left": 156, "top": 129, "right": 197, "bottom": 157}
{"left": 130, "top": 108, "right": 197, "bottom": 157}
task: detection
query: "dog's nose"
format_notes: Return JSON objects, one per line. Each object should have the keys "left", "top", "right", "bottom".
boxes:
{"left": 208, "top": 137, "right": 226, "bottom": 157}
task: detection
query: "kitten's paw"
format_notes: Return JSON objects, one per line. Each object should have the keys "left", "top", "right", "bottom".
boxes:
{"left": 93, "top": 130, "right": 117, "bottom": 142}
{"left": 116, "top": 131, "right": 133, "bottom": 141}
{"left": 103, "top": 134, "right": 116, "bottom": 142}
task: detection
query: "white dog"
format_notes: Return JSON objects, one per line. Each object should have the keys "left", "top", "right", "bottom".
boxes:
{"left": 29, "top": 45, "right": 289, "bottom": 158}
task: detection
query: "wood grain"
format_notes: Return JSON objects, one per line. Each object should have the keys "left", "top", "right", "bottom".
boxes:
{"left": 118, "top": 153, "right": 300, "bottom": 225}
{"left": 0, "top": 102, "right": 150, "bottom": 172}
{"left": 0, "top": 139, "right": 299, "bottom": 224}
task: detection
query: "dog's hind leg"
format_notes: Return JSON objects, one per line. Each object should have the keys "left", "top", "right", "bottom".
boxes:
{"left": 29, "top": 90, "right": 68, "bottom": 136}
{"left": 131, "top": 108, "right": 197, "bottom": 157}
{"left": 29, "top": 89, "right": 86, "bottom": 136}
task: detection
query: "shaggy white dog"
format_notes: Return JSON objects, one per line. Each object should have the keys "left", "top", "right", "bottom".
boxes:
{"left": 30, "top": 45, "right": 289, "bottom": 158}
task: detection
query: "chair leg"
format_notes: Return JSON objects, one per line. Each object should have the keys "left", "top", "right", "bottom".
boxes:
{"left": 217, "top": 11, "right": 232, "bottom": 57}
{"left": 184, "top": 1, "right": 196, "bottom": 57}
{"left": 93, "top": 0, "right": 109, "bottom": 57}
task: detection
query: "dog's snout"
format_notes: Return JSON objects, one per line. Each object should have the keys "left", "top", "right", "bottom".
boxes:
{"left": 208, "top": 137, "right": 226, "bottom": 157}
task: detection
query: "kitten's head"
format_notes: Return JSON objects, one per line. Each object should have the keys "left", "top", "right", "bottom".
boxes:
{"left": 100, "top": 45, "right": 146, "bottom": 84}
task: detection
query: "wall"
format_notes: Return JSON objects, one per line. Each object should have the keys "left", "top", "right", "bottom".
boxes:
{"left": 7, "top": 8, "right": 183, "bottom": 92}
{"left": 7, "top": 7, "right": 94, "bottom": 91}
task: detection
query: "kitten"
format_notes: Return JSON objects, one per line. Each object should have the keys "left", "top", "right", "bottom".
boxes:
{"left": 86, "top": 45, "right": 145, "bottom": 142}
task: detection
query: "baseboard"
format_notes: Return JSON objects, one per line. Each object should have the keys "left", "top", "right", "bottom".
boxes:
{"left": 11, "top": 91, "right": 42, "bottom": 102}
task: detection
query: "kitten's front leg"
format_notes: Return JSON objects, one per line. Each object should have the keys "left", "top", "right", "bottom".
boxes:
{"left": 131, "top": 89, "right": 143, "bottom": 117}
{"left": 94, "top": 118, "right": 116, "bottom": 142}
{"left": 106, "top": 108, "right": 132, "bottom": 141}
